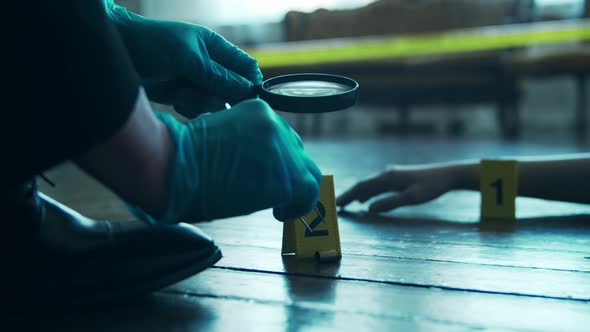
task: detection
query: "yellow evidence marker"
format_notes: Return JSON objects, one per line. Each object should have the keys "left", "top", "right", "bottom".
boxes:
{"left": 480, "top": 160, "right": 518, "bottom": 227}
{"left": 282, "top": 175, "right": 342, "bottom": 262}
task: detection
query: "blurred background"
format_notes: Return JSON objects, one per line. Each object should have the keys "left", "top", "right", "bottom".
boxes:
{"left": 118, "top": 0, "right": 590, "bottom": 143}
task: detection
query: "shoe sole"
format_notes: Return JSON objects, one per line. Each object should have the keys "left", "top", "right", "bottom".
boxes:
{"left": 68, "top": 245, "right": 223, "bottom": 306}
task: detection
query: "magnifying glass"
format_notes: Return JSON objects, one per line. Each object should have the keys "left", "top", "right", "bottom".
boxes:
{"left": 257, "top": 73, "right": 359, "bottom": 113}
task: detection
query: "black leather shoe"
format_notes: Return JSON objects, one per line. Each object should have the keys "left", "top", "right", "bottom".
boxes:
{"left": 4, "top": 179, "right": 222, "bottom": 306}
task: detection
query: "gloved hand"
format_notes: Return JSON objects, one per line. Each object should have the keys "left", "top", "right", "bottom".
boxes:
{"left": 103, "top": 1, "right": 263, "bottom": 118}
{"left": 129, "top": 99, "right": 322, "bottom": 224}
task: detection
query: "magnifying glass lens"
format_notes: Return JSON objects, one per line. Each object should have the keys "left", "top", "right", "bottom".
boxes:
{"left": 267, "top": 80, "right": 352, "bottom": 97}
{"left": 260, "top": 73, "right": 359, "bottom": 113}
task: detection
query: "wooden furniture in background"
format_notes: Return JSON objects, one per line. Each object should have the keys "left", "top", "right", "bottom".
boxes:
{"left": 284, "top": 0, "right": 530, "bottom": 41}
{"left": 507, "top": 47, "right": 590, "bottom": 141}
{"left": 274, "top": 0, "right": 533, "bottom": 138}
{"left": 262, "top": 52, "right": 522, "bottom": 138}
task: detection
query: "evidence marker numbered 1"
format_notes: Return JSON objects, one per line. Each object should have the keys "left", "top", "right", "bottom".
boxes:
{"left": 480, "top": 159, "right": 518, "bottom": 224}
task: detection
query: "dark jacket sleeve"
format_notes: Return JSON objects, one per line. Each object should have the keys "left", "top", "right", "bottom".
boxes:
{"left": 4, "top": 0, "right": 141, "bottom": 184}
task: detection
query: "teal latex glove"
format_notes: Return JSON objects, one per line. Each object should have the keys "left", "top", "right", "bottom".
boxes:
{"left": 129, "top": 99, "right": 322, "bottom": 224}
{"left": 103, "top": 1, "right": 262, "bottom": 118}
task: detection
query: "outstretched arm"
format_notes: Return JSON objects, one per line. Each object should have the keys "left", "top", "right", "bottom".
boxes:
{"left": 453, "top": 154, "right": 590, "bottom": 203}
{"left": 337, "top": 154, "right": 590, "bottom": 213}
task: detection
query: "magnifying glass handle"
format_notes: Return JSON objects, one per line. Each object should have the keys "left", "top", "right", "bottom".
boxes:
{"left": 254, "top": 84, "right": 264, "bottom": 97}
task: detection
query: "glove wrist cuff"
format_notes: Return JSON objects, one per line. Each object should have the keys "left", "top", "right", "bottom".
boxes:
{"left": 128, "top": 112, "right": 205, "bottom": 224}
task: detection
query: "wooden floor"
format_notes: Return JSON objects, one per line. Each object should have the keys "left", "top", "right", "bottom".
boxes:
{"left": 31, "top": 138, "right": 590, "bottom": 331}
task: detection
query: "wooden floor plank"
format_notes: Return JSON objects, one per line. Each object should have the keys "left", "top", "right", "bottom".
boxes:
{"left": 206, "top": 243, "right": 590, "bottom": 301}
{"left": 168, "top": 268, "right": 590, "bottom": 332}
{"left": 32, "top": 138, "right": 590, "bottom": 331}
{"left": 26, "top": 268, "right": 589, "bottom": 332}
{"left": 39, "top": 153, "right": 590, "bottom": 301}
{"left": 200, "top": 212, "right": 590, "bottom": 272}
{"left": 28, "top": 292, "right": 477, "bottom": 332}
